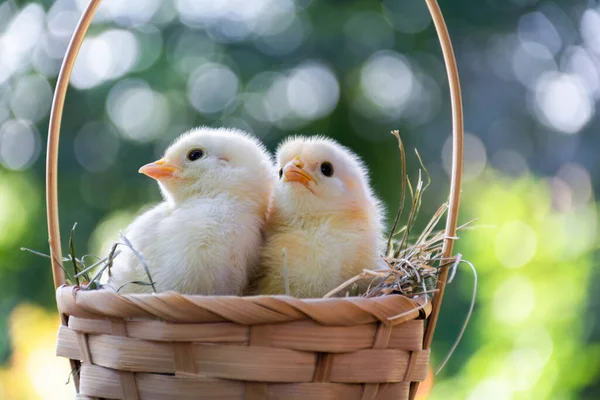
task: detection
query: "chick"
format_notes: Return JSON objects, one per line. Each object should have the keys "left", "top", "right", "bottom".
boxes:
{"left": 106, "top": 127, "right": 275, "bottom": 295}
{"left": 252, "top": 136, "right": 385, "bottom": 298}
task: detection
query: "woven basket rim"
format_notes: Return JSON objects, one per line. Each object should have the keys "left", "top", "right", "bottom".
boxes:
{"left": 57, "top": 285, "right": 431, "bottom": 326}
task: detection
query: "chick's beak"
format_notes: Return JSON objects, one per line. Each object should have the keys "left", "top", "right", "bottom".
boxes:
{"left": 139, "top": 158, "right": 180, "bottom": 180}
{"left": 283, "top": 156, "right": 314, "bottom": 188}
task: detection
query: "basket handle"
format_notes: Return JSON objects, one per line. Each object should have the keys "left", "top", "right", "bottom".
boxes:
{"left": 46, "top": 0, "right": 101, "bottom": 289}
{"left": 410, "top": 1, "right": 464, "bottom": 397}
{"left": 422, "top": 0, "right": 464, "bottom": 348}
{"left": 46, "top": 0, "right": 463, "bottom": 348}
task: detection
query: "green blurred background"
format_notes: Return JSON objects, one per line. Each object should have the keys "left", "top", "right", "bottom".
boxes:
{"left": 1, "top": 0, "right": 599, "bottom": 398}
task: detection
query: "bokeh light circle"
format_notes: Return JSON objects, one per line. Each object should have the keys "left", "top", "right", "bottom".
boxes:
{"left": 0, "top": 119, "right": 41, "bottom": 171}
{"left": 107, "top": 79, "right": 170, "bottom": 142}
{"left": 533, "top": 72, "right": 593, "bottom": 134}
{"left": 495, "top": 220, "right": 537, "bottom": 268}
{"left": 188, "top": 63, "right": 240, "bottom": 114}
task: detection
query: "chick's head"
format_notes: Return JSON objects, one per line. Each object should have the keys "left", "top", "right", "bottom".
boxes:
{"left": 139, "top": 127, "right": 274, "bottom": 205}
{"left": 274, "top": 136, "right": 382, "bottom": 220}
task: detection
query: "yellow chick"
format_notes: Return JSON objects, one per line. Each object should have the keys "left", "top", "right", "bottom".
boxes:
{"left": 106, "top": 127, "right": 275, "bottom": 295}
{"left": 252, "top": 136, "right": 385, "bottom": 298}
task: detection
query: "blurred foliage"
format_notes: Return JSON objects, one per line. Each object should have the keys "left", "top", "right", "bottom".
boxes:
{"left": 433, "top": 172, "right": 599, "bottom": 399}
{"left": 1, "top": 0, "right": 600, "bottom": 398}
{"left": 0, "top": 303, "right": 72, "bottom": 400}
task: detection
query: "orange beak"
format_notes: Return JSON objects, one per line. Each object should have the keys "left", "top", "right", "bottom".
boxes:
{"left": 283, "top": 156, "right": 314, "bottom": 188}
{"left": 138, "top": 158, "right": 180, "bottom": 180}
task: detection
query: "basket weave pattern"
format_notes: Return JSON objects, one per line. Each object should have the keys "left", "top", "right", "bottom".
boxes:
{"left": 56, "top": 288, "right": 430, "bottom": 399}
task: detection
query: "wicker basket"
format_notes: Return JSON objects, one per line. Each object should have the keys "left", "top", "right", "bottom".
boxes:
{"left": 46, "top": 0, "right": 464, "bottom": 399}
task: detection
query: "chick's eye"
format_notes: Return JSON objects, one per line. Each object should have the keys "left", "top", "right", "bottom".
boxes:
{"left": 320, "top": 161, "right": 334, "bottom": 177}
{"left": 278, "top": 168, "right": 283, "bottom": 179}
{"left": 187, "top": 149, "right": 204, "bottom": 161}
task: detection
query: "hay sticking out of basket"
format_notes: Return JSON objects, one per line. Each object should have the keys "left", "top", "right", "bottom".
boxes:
{"left": 21, "top": 225, "right": 156, "bottom": 292}
{"left": 21, "top": 223, "right": 112, "bottom": 290}
{"left": 322, "top": 131, "right": 477, "bottom": 373}
{"left": 325, "top": 131, "right": 471, "bottom": 301}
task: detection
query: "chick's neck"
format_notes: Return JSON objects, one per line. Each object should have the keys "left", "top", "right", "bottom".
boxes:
{"left": 271, "top": 201, "right": 372, "bottom": 233}
{"left": 163, "top": 182, "right": 268, "bottom": 215}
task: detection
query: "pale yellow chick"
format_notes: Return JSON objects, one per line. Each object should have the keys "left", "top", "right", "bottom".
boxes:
{"left": 106, "top": 127, "right": 275, "bottom": 295}
{"left": 252, "top": 136, "right": 385, "bottom": 298}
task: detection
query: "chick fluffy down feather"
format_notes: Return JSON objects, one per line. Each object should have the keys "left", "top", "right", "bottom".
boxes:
{"left": 106, "top": 127, "right": 275, "bottom": 295}
{"left": 251, "top": 136, "right": 385, "bottom": 298}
